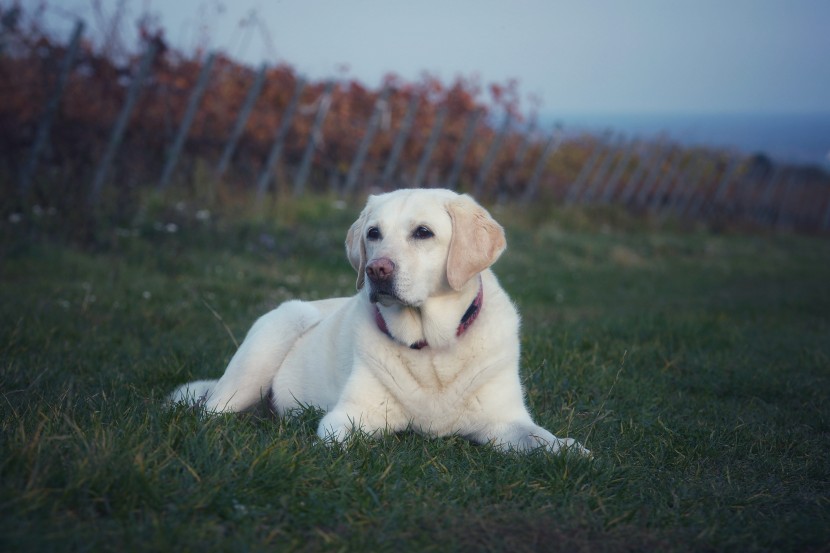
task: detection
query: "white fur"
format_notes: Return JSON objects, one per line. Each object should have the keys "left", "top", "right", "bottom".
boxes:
{"left": 168, "top": 189, "right": 588, "bottom": 455}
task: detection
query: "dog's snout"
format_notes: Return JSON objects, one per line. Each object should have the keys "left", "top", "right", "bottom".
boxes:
{"left": 366, "top": 257, "right": 395, "bottom": 282}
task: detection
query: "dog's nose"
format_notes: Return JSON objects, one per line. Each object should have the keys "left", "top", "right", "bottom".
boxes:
{"left": 366, "top": 257, "right": 395, "bottom": 282}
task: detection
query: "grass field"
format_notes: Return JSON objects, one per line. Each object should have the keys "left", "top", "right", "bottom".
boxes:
{"left": 1, "top": 199, "right": 829, "bottom": 552}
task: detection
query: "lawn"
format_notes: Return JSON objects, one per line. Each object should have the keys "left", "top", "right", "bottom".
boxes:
{"left": 1, "top": 200, "right": 828, "bottom": 552}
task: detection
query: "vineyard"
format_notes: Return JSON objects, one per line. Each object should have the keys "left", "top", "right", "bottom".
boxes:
{"left": 2, "top": 5, "right": 829, "bottom": 233}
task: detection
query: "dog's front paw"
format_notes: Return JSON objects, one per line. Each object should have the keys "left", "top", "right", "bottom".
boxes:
{"left": 316, "top": 411, "right": 364, "bottom": 446}
{"left": 491, "top": 423, "right": 591, "bottom": 456}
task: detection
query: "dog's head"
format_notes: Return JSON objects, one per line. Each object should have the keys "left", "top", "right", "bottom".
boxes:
{"left": 345, "top": 189, "right": 506, "bottom": 307}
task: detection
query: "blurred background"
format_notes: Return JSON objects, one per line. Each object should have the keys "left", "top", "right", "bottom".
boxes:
{"left": 2, "top": 0, "right": 829, "bottom": 233}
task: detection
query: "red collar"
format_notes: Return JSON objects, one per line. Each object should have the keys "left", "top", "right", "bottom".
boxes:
{"left": 374, "top": 279, "right": 484, "bottom": 350}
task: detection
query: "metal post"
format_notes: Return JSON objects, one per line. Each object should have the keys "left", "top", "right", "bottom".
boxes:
{"left": 563, "top": 132, "right": 609, "bottom": 206}
{"left": 88, "top": 39, "right": 157, "bottom": 207}
{"left": 581, "top": 134, "right": 624, "bottom": 204}
{"left": 706, "top": 156, "right": 741, "bottom": 215}
{"left": 157, "top": 52, "right": 216, "bottom": 191}
{"left": 343, "top": 86, "right": 391, "bottom": 195}
{"left": 671, "top": 155, "right": 706, "bottom": 216}
{"left": 502, "top": 119, "right": 537, "bottom": 193}
{"left": 618, "top": 144, "right": 657, "bottom": 206}
{"left": 633, "top": 147, "right": 672, "bottom": 208}
{"left": 754, "top": 166, "right": 782, "bottom": 224}
{"left": 294, "top": 81, "right": 335, "bottom": 196}
{"left": 775, "top": 175, "right": 802, "bottom": 230}
{"left": 820, "top": 184, "right": 830, "bottom": 231}
{"left": 412, "top": 106, "right": 447, "bottom": 188}
{"left": 520, "top": 125, "right": 563, "bottom": 204}
{"left": 473, "top": 114, "right": 511, "bottom": 197}
{"left": 598, "top": 138, "right": 638, "bottom": 204}
{"left": 215, "top": 63, "right": 267, "bottom": 179}
{"left": 648, "top": 151, "right": 683, "bottom": 211}
{"left": 19, "top": 20, "right": 84, "bottom": 198}
{"left": 252, "top": 77, "right": 305, "bottom": 199}
{"left": 381, "top": 94, "right": 420, "bottom": 188}
{"left": 445, "top": 109, "right": 482, "bottom": 190}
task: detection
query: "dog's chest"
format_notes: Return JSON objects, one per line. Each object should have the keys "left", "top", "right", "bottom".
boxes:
{"left": 370, "top": 346, "right": 488, "bottom": 423}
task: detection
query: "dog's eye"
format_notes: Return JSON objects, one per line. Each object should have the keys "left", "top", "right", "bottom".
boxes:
{"left": 412, "top": 226, "right": 434, "bottom": 240}
{"left": 366, "top": 227, "right": 381, "bottom": 241}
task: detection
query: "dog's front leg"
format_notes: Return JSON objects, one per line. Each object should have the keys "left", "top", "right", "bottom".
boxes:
{"left": 317, "top": 370, "right": 405, "bottom": 445}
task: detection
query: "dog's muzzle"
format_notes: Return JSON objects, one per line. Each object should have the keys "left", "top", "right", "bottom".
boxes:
{"left": 366, "top": 257, "right": 398, "bottom": 304}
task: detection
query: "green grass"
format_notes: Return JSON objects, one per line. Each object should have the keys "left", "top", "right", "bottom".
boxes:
{"left": 1, "top": 200, "right": 829, "bottom": 552}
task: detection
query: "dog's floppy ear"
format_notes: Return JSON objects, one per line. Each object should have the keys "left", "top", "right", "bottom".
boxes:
{"left": 446, "top": 195, "right": 506, "bottom": 291}
{"left": 345, "top": 203, "right": 370, "bottom": 290}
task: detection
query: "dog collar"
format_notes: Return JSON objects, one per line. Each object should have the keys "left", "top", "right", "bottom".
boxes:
{"left": 374, "top": 278, "right": 484, "bottom": 350}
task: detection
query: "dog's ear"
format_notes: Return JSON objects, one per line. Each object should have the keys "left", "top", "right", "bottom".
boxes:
{"left": 345, "top": 204, "right": 370, "bottom": 290}
{"left": 446, "top": 195, "right": 506, "bottom": 291}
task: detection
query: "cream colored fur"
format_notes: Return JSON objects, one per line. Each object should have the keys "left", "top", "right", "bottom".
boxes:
{"left": 169, "top": 188, "right": 588, "bottom": 455}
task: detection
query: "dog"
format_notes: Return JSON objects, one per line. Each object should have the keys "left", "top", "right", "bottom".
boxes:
{"left": 169, "top": 188, "right": 588, "bottom": 455}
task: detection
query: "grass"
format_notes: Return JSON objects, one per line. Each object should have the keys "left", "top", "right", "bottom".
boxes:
{"left": 1, "top": 198, "right": 829, "bottom": 552}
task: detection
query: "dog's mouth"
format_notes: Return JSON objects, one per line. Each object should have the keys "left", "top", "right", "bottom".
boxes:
{"left": 370, "top": 289, "right": 401, "bottom": 306}
{"left": 369, "top": 282, "right": 416, "bottom": 307}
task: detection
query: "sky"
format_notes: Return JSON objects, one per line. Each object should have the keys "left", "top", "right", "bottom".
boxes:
{"left": 30, "top": 0, "right": 830, "bottom": 116}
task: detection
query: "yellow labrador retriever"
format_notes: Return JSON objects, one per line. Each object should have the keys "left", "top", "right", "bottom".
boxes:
{"left": 170, "top": 188, "right": 588, "bottom": 454}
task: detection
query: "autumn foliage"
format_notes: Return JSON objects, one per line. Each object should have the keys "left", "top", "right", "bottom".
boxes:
{"left": 0, "top": 5, "right": 566, "bottom": 217}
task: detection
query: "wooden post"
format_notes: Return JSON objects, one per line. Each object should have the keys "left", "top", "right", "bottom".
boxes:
{"left": 215, "top": 63, "right": 267, "bottom": 179}
{"left": 293, "top": 81, "right": 335, "bottom": 197}
{"left": 445, "top": 109, "right": 482, "bottom": 190}
{"left": 88, "top": 39, "right": 157, "bottom": 207}
{"left": 18, "top": 20, "right": 84, "bottom": 198}
{"left": 343, "top": 86, "right": 391, "bottom": 195}
{"left": 254, "top": 77, "right": 306, "bottom": 199}
{"left": 381, "top": 93, "right": 420, "bottom": 188}
{"left": 520, "top": 125, "right": 563, "bottom": 204}
{"left": 473, "top": 114, "right": 511, "bottom": 197}
{"left": 158, "top": 52, "right": 216, "bottom": 191}
{"left": 412, "top": 106, "right": 447, "bottom": 188}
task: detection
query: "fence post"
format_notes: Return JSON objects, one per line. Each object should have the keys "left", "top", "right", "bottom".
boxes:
{"left": 632, "top": 147, "right": 673, "bottom": 208}
{"left": 502, "top": 119, "right": 537, "bottom": 193}
{"left": 381, "top": 93, "right": 420, "bottom": 188}
{"left": 88, "top": 39, "right": 157, "bottom": 207}
{"left": 670, "top": 154, "right": 706, "bottom": 216}
{"left": 563, "top": 132, "right": 609, "bottom": 205}
{"left": 648, "top": 150, "right": 683, "bottom": 211}
{"left": 706, "top": 156, "right": 741, "bottom": 215}
{"left": 294, "top": 81, "right": 335, "bottom": 196}
{"left": 343, "top": 86, "right": 391, "bottom": 196}
{"left": 520, "top": 125, "right": 563, "bottom": 204}
{"left": 753, "top": 166, "right": 781, "bottom": 224}
{"left": 598, "top": 138, "right": 638, "bottom": 204}
{"left": 412, "top": 105, "right": 447, "bottom": 188}
{"left": 18, "top": 20, "right": 84, "bottom": 199}
{"left": 215, "top": 63, "right": 267, "bottom": 180}
{"left": 157, "top": 52, "right": 216, "bottom": 191}
{"left": 581, "top": 133, "right": 624, "bottom": 204}
{"left": 254, "top": 77, "right": 306, "bottom": 199}
{"left": 820, "top": 185, "right": 830, "bottom": 231}
{"left": 473, "top": 114, "right": 511, "bottom": 197}
{"left": 445, "top": 109, "right": 482, "bottom": 190}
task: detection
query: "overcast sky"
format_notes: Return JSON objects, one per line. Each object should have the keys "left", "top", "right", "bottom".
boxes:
{"left": 31, "top": 0, "right": 830, "bottom": 115}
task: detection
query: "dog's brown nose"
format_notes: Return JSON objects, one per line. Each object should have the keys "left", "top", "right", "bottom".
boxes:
{"left": 366, "top": 257, "right": 395, "bottom": 282}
